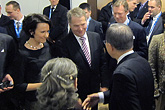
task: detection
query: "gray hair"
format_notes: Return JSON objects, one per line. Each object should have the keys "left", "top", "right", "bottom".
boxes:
{"left": 106, "top": 23, "right": 134, "bottom": 51}
{"left": 35, "top": 58, "right": 78, "bottom": 110}
{"left": 67, "top": 7, "right": 87, "bottom": 23}
{"left": 113, "top": 0, "right": 129, "bottom": 12}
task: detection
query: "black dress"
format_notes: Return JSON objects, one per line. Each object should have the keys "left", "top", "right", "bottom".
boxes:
{"left": 13, "top": 42, "right": 52, "bottom": 109}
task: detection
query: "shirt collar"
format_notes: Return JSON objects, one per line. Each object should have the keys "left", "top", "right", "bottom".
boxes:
{"left": 153, "top": 12, "right": 161, "bottom": 21}
{"left": 117, "top": 50, "right": 134, "bottom": 64}
{"left": 14, "top": 16, "right": 24, "bottom": 23}
{"left": 123, "top": 15, "right": 130, "bottom": 25}
{"left": 74, "top": 32, "right": 87, "bottom": 40}
{"left": 0, "top": 14, "right": 2, "bottom": 18}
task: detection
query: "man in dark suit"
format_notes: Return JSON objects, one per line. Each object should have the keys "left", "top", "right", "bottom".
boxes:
{"left": 5, "top": 1, "right": 26, "bottom": 48}
{"left": 111, "top": 0, "right": 148, "bottom": 59}
{"left": 0, "top": 26, "right": 7, "bottom": 34}
{"left": 0, "top": 33, "right": 15, "bottom": 110}
{"left": 141, "top": 0, "right": 163, "bottom": 45}
{"left": 79, "top": 3, "right": 104, "bottom": 41}
{"left": 98, "top": 0, "right": 116, "bottom": 35}
{"left": 60, "top": 7, "right": 109, "bottom": 110}
{"left": 130, "top": 0, "right": 148, "bottom": 24}
{"left": 43, "top": 0, "right": 68, "bottom": 41}
{"left": 82, "top": 23, "right": 154, "bottom": 110}
{"left": 0, "top": 4, "right": 10, "bottom": 27}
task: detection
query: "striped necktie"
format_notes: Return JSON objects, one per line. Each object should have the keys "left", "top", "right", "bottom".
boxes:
{"left": 79, "top": 37, "right": 91, "bottom": 66}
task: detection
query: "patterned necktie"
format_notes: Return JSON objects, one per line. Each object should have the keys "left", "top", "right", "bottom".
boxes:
{"left": 79, "top": 37, "right": 91, "bottom": 66}
{"left": 146, "top": 18, "right": 153, "bottom": 36}
{"left": 16, "top": 22, "right": 20, "bottom": 31}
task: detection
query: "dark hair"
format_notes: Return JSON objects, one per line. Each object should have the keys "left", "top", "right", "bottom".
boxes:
{"left": 6, "top": 1, "right": 20, "bottom": 10}
{"left": 106, "top": 23, "right": 133, "bottom": 51}
{"left": 79, "top": 3, "right": 91, "bottom": 11}
{"left": 22, "top": 13, "right": 51, "bottom": 38}
{"left": 161, "top": 12, "right": 165, "bottom": 30}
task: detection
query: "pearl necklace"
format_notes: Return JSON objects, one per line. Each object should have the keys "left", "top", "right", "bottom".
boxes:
{"left": 26, "top": 41, "right": 43, "bottom": 49}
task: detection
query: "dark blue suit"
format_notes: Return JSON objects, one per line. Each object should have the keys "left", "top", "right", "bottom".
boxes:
{"left": 0, "top": 26, "right": 8, "bottom": 34}
{"left": 43, "top": 4, "right": 68, "bottom": 41}
{"left": 128, "top": 20, "right": 148, "bottom": 59}
{"left": 87, "top": 19, "right": 104, "bottom": 41}
{"left": 104, "top": 53, "right": 154, "bottom": 110}
{"left": 131, "top": 1, "right": 148, "bottom": 24}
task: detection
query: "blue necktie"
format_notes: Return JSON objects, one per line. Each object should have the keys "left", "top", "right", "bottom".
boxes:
{"left": 146, "top": 18, "right": 153, "bottom": 36}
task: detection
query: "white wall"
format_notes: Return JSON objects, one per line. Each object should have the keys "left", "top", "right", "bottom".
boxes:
{"left": 1, "top": 0, "right": 87, "bottom": 15}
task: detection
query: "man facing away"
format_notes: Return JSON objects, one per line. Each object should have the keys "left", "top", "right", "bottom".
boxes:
{"left": 82, "top": 23, "right": 154, "bottom": 110}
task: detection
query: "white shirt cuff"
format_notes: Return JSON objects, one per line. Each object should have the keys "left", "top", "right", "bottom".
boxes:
{"left": 98, "top": 92, "right": 104, "bottom": 103}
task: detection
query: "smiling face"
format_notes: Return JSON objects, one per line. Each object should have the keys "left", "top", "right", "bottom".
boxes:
{"left": 49, "top": 0, "right": 59, "bottom": 6}
{"left": 69, "top": 15, "right": 87, "bottom": 37}
{"left": 113, "top": 5, "right": 128, "bottom": 23}
{"left": 33, "top": 23, "right": 50, "bottom": 43}
{"left": 148, "top": 0, "right": 161, "bottom": 17}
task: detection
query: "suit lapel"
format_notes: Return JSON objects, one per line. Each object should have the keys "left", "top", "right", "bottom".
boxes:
{"left": 70, "top": 32, "right": 90, "bottom": 65}
{"left": 87, "top": 32, "right": 94, "bottom": 66}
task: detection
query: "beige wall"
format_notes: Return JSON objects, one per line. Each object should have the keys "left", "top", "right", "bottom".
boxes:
{"left": 162, "top": 0, "right": 165, "bottom": 12}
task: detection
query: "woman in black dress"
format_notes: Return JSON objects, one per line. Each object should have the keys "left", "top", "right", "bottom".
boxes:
{"left": 13, "top": 13, "right": 52, "bottom": 110}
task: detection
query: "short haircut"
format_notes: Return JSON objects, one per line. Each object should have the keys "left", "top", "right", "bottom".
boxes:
{"left": 79, "top": 3, "right": 91, "bottom": 11}
{"left": 35, "top": 58, "right": 78, "bottom": 110}
{"left": 149, "top": 0, "right": 162, "bottom": 7}
{"left": 22, "top": 13, "right": 51, "bottom": 38}
{"left": 67, "top": 7, "right": 87, "bottom": 24}
{"left": 113, "top": 0, "right": 129, "bottom": 12}
{"left": 6, "top": 1, "right": 20, "bottom": 11}
{"left": 106, "top": 23, "right": 134, "bottom": 51}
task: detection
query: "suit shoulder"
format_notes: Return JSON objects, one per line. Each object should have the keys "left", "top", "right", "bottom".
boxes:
{"left": 57, "top": 4, "right": 68, "bottom": 11}
{"left": 0, "top": 33, "right": 13, "bottom": 41}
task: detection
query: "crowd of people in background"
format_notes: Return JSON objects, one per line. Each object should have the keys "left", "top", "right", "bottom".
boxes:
{"left": 0, "top": 0, "right": 165, "bottom": 110}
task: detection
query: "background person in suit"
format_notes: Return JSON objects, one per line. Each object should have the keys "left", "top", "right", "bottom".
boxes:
{"left": 5, "top": 1, "right": 27, "bottom": 49}
{"left": 141, "top": 0, "right": 163, "bottom": 45}
{"left": 112, "top": 0, "right": 148, "bottom": 59}
{"left": 79, "top": 3, "right": 104, "bottom": 42}
{"left": 98, "top": 0, "right": 117, "bottom": 37}
{"left": 60, "top": 7, "right": 109, "bottom": 110}
{"left": 43, "top": 0, "right": 68, "bottom": 41}
{"left": 82, "top": 23, "right": 154, "bottom": 110}
{"left": 130, "top": 0, "right": 149, "bottom": 24}
{"left": 0, "top": 3, "right": 10, "bottom": 27}
{"left": 0, "top": 33, "right": 15, "bottom": 110}
{"left": 148, "top": 12, "right": 165, "bottom": 110}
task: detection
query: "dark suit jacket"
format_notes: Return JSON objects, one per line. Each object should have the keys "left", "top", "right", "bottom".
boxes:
{"left": 43, "top": 4, "right": 68, "bottom": 41}
{"left": 0, "top": 26, "right": 8, "bottom": 34}
{"left": 98, "top": 2, "right": 113, "bottom": 34}
{"left": 104, "top": 53, "right": 154, "bottom": 110}
{"left": 0, "top": 14, "right": 10, "bottom": 27}
{"left": 60, "top": 31, "right": 109, "bottom": 101}
{"left": 128, "top": 20, "right": 148, "bottom": 59}
{"left": 0, "top": 33, "right": 16, "bottom": 81}
{"left": 144, "top": 16, "right": 163, "bottom": 45}
{"left": 5, "top": 20, "right": 27, "bottom": 49}
{"left": 87, "top": 19, "right": 104, "bottom": 41}
{"left": 131, "top": 1, "right": 148, "bottom": 24}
